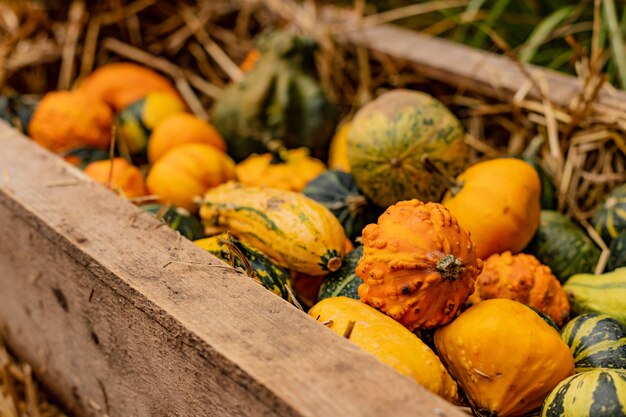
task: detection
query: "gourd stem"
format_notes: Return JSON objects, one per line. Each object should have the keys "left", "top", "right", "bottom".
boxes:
{"left": 327, "top": 257, "right": 342, "bottom": 272}
{"left": 436, "top": 254, "right": 465, "bottom": 281}
{"left": 345, "top": 194, "right": 367, "bottom": 214}
{"left": 421, "top": 156, "right": 463, "bottom": 196}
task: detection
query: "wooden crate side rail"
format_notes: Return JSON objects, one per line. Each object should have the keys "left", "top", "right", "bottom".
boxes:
{"left": 0, "top": 124, "right": 464, "bottom": 417}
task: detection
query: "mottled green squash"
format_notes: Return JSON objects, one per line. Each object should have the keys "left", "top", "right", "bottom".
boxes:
{"left": 541, "top": 370, "right": 626, "bottom": 417}
{"left": 318, "top": 246, "right": 363, "bottom": 301}
{"left": 347, "top": 89, "right": 468, "bottom": 207}
{"left": 565, "top": 268, "right": 626, "bottom": 326}
{"left": 592, "top": 184, "right": 626, "bottom": 244}
{"left": 141, "top": 203, "right": 205, "bottom": 241}
{"left": 194, "top": 233, "right": 296, "bottom": 303}
{"left": 62, "top": 147, "right": 110, "bottom": 169}
{"left": 525, "top": 210, "right": 601, "bottom": 283}
{"left": 608, "top": 230, "right": 626, "bottom": 271}
{"left": 561, "top": 313, "right": 626, "bottom": 372}
{"left": 116, "top": 92, "right": 185, "bottom": 157}
{"left": 211, "top": 31, "right": 337, "bottom": 162}
{"left": 302, "top": 171, "right": 382, "bottom": 242}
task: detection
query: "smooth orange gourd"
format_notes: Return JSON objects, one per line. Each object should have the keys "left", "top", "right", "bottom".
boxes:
{"left": 442, "top": 158, "right": 541, "bottom": 259}
{"left": 147, "top": 113, "right": 226, "bottom": 163}
{"left": 435, "top": 299, "right": 575, "bottom": 417}
{"left": 468, "top": 251, "right": 570, "bottom": 326}
{"left": 146, "top": 143, "right": 235, "bottom": 212}
{"left": 79, "top": 62, "right": 183, "bottom": 112}
{"left": 357, "top": 200, "right": 483, "bottom": 330}
{"left": 235, "top": 148, "right": 325, "bottom": 192}
{"left": 83, "top": 158, "right": 147, "bottom": 198}
{"left": 29, "top": 91, "right": 112, "bottom": 153}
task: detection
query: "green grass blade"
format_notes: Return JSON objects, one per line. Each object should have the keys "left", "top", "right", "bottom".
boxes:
{"left": 603, "top": 0, "right": 626, "bottom": 88}
{"left": 518, "top": 6, "right": 575, "bottom": 63}
{"left": 469, "top": 0, "right": 511, "bottom": 48}
{"left": 453, "top": 0, "right": 489, "bottom": 42}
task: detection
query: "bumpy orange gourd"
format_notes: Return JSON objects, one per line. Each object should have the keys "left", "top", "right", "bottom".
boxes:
{"left": 310, "top": 297, "right": 459, "bottom": 404}
{"left": 147, "top": 113, "right": 227, "bottom": 163}
{"left": 235, "top": 148, "right": 326, "bottom": 192}
{"left": 328, "top": 123, "right": 351, "bottom": 172}
{"left": 468, "top": 251, "right": 570, "bottom": 326}
{"left": 146, "top": 143, "right": 235, "bottom": 212}
{"left": 29, "top": 91, "right": 112, "bottom": 153}
{"left": 434, "top": 299, "right": 575, "bottom": 417}
{"left": 83, "top": 158, "right": 147, "bottom": 198}
{"left": 357, "top": 200, "right": 483, "bottom": 330}
{"left": 442, "top": 158, "right": 541, "bottom": 259}
{"left": 79, "top": 62, "right": 183, "bottom": 112}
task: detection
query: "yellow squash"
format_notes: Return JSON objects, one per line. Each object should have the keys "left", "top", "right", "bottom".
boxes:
{"left": 200, "top": 183, "right": 346, "bottom": 275}
{"left": 309, "top": 297, "right": 459, "bottom": 404}
{"left": 434, "top": 299, "right": 575, "bottom": 417}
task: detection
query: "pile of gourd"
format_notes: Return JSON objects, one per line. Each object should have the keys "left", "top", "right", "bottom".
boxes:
{"left": 4, "top": 30, "right": 626, "bottom": 417}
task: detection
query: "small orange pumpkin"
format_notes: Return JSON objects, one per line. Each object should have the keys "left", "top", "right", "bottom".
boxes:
{"left": 83, "top": 157, "right": 147, "bottom": 198}
{"left": 146, "top": 143, "right": 235, "bottom": 212}
{"left": 79, "top": 62, "right": 183, "bottom": 112}
{"left": 468, "top": 251, "right": 570, "bottom": 326}
{"left": 147, "top": 113, "right": 227, "bottom": 163}
{"left": 235, "top": 148, "right": 326, "bottom": 192}
{"left": 442, "top": 158, "right": 541, "bottom": 259}
{"left": 357, "top": 199, "right": 483, "bottom": 330}
{"left": 29, "top": 91, "right": 112, "bottom": 153}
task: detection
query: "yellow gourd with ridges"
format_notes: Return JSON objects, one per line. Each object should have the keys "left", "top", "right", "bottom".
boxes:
{"left": 200, "top": 183, "right": 346, "bottom": 275}
{"left": 309, "top": 297, "right": 459, "bottom": 404}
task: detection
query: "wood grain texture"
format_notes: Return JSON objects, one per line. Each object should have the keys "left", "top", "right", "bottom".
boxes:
{"left": 328, "top": 13, "right": 626, "bottom": 123}
{"left": 0, "top": 122, "right": 465, "bottom": 417}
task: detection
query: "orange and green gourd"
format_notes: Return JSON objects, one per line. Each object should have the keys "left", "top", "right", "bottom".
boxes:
{"left": 357, "top": 199, "right": 482, "bottom": 330}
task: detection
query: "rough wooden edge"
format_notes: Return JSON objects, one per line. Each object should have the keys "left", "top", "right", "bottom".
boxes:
{"left": 325, "top": 10, "right": 626, "bottom": 122}
{"left": 0, "top": 123, "right": 465, "bottom": 417}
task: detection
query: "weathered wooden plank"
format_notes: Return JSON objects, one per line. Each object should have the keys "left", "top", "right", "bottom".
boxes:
{"left": 0, "top": 122, "right": 464, "bottom": 417}
{"left": 330, "top": 15, "right": 626, "bottom": 122}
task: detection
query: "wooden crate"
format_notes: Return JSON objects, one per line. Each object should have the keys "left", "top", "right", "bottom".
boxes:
{"left": 1, "top": 13, "right": 624, "bottom": 417}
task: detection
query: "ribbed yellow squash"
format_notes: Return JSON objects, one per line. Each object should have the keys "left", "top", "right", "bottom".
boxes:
{"left": 199, "top": 183, "right": 346, "bottom": 275}
{"left": 309, "top": 297, "right": 459, "bottom": 403}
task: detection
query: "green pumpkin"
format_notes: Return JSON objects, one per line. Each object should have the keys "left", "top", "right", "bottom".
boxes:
{"left": 0, "top": 94, "right": 39, "bottom": 133}
{"left": 541, "top": 369, "right": 626, "bottom": 417}
{"left": 195, "top": 233, "right": 296, "bottom": 303}
{"left": 347, "top": 89, "right": 468, "bottom": 207}
{"left": 608, "top": 230, "right": 626, "bottom": 272}
{"left": 211, "top": 31, "right": 337, "bottom": 162}
{"left": 302, "top": 171, "right": 382, "bottom": 242}
{"left": 141, "top": 203, "right": 204, "bottom": 241}
{"left": 524, "top": 210, "right": 601, "bottom": 283}
{"left": 116, "top": 92, "right": 185, "bottom": 157}
{"left": 561, "top": 313, "right": 626, "bottom": 372}
{"left": 592, "top": 184, "right": 626, "bottom": 244}
{"left": 565, "top": 268, "right": 626, "bottom": 327}
{"left": 318, "top": 246, "right": 363, "bottom": 301}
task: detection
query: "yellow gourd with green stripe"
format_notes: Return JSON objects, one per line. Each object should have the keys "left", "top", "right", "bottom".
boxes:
{"left": 199, "top": 183, "right": 346, "bottom": 275}
{"left": 564, "top": 268, "right": 626, "bottom": 326}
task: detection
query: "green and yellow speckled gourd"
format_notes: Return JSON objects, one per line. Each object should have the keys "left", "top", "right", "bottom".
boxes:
{"left": 309, "top": 297, "right": 459, "bottom": 404}
{"left": 347, "top": 89, "right": 468, "bottom": 207}
{"left": 194, "top": 233, "right": 296, "bottom": 303}
{"left": 357, "top": 200, "right": 483, "bottom": 330}
{"left": 561, "top": 313, "right": 626, "bottom": 372}
{"left": 592, "top": 183, "right": 626, "bottom": 244}
{"left": 435, "top": 299, "right": 575, "bottom": 417}
{"left": 199, "top": 183, "right": 346, "bottom": 276}
{"left": 211, "top": 31, "right": 337, "bottom": 162}
{"left": 141, "top": 204, "right": 205, "bottom": 241}
{"left": 318, "top": 246, "right": 363, "bottom": 301}
{"left": 541, "top": 370, "right": 626, "bottom": 417}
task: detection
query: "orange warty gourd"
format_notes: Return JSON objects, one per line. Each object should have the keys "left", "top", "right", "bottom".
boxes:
{"left": 147, "top": 113, "right": 227, "bottom": 163}
{"left": 468, "top": 251, "right": 570, "bottom": 326}
{"left": 79, "top": 62, "right": 183, "bottom": 112}
{"left": 434, "top": 299, "right": 575, "bottom": 417}
{"left": 442, "top": 158, "right": 541, "bottom": 259}
{"left": 357, "top": 200, "right": 483, "bottom": 330}
{"left": 29, "top": 91, "right": 112, "bottom": 153}
{"left": 146, "top": 143, "right": 235, "bottom": 212}
{"left": 235, "top": 148, "right": 326, "bottom": 192}
{"left": 83, "top": 158, "right": 147, "bottom": 198}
